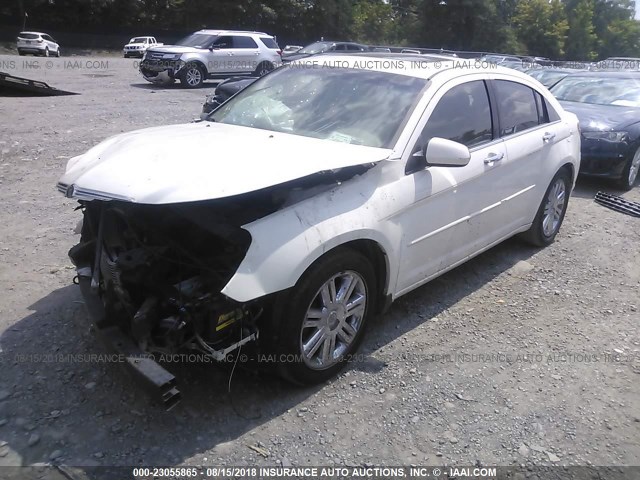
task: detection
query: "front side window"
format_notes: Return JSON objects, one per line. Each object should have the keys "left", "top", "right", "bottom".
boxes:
{"left": 212, "top": 36, "right": 233, "bottom": 49}
{"left": 494, "top": 80, "right": 540, "bottom": 136}
{"left": 176, "top": 33, "right": 217, "bottom": 48}
{"left": 419, "top": 80, "right": 493, "bottom": 149}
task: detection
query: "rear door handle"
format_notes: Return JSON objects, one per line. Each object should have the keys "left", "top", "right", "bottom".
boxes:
{"left": 543, "top": 132, "right": 556, "bottom": 142}
{"left": 484, "top": 152, "right": 504, "bottom": 164}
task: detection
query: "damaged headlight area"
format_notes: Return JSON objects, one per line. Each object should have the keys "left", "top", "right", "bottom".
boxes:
{"left": 69, "top": 199, "right": 262, "bottom": 363}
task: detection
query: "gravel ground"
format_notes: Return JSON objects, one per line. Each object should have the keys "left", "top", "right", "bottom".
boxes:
{"left": 0, "top": 55, "right": 639, "bottom": 473}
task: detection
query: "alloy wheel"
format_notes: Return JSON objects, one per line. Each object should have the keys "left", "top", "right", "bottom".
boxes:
{"left": 628, "top": 149, "right": 640, "bottom": 187}
{"left": 542, "top": 178, "right": 566, "bottom": 237}
{"left": 185, "top": 67, "right": 202, "bottom": 87}
{"left": 300, "top": 271, "right": 367, "bottom": 370}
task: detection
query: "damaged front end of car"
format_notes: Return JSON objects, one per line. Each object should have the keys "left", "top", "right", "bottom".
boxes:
{"left": 65, "top": 194, "right": 278, "bottom": 409}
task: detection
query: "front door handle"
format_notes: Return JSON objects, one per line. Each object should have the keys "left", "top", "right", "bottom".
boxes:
{"left": 543, "top": 132, "right": 556, "bottom": 142}
{"left": 484, "top": 152, "right": 504, "bottom": 164}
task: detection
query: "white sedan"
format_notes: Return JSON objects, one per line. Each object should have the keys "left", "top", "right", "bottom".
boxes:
{"left": 58, "top": 55, "right": 580, "bottom": 399}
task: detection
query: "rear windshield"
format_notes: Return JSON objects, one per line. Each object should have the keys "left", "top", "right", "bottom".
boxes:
{"left": 260, "top": 37, "right": 279, "bottom": 49}
{"left": 131, "top": 37, "right": 148, "bottom": 43}
{"left": 19, "top": 33, "right": 40, "bottom": 39}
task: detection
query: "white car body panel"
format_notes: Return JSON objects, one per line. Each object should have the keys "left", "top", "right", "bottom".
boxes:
{"left": 59, "top": 122, "right": 391, "bottom": 204}
{"left": 60, "top": 55, "right": 580, "bottom": 306}
{"left": 221, "top": 62, "right": 580, "bottom": 303}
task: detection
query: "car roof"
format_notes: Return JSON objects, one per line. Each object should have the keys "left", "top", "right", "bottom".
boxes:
{"left": 196, "top": 29, "right": 270, "bottom": 37}
{"left": 19, "top": 31, "right": 47, "bottom": 35}
{"left": 291, "top": 53, "right": 528, "bottom": 81}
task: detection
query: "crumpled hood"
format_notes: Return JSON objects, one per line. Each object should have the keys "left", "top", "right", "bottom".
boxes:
{"left": 559, "top": 100, "right": 640, "bottom": 131}
{"left": 59, "top": 122, "right": 391, "bottom": 204}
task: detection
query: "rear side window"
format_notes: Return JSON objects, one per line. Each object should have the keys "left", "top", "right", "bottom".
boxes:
{"left": 259, "top": 37, "right": 279, "bottom": 49}
{"left": 233, "top": 36, "right": 258, "bottom": 49}
{"left": 346, "top": 44, "right": 363, "bottom": 51}
{"left": 545, "top": 97, "right": 561, "bottom": 122}
{"left": 419, "top": 80, "right": 493, "bottom": 149}
{"left": 494, "top": 80, "right": 540, "bottom": 136}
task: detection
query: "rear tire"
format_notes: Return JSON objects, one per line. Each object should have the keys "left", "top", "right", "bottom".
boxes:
{"left": 617, "top": 147, "right": 640, "bottom": 191}
{"left": 253, "top": 61, "right": 274, "bottom": 77}
{"left": 56, "top": 49, "right": 61, "bottom": 57}
{"left": 521, "top": 168, "right": 571, "bottom": 247}
{"left": 268, "top": 248, "right": 376, "bottom": 385}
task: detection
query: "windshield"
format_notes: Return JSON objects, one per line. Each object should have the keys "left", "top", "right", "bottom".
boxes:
{"left": 299, "top": 42, "right": 331, "bottom": 54}
{"left": 551, "top": 75, "right": 640, "bottom": 107}
{"left": 176, "top": 33, "right": 216, "bottom": 48}
{"left": 209, "top": 65, "right": 427, "bottom": 148}
{"left": 130, "top": 37, "right": 147, "bottom": 43}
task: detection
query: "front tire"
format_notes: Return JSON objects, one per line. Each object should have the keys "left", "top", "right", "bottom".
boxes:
{"left": 44, "top": 47, "right": 49, "bottom": 57}
{"left": 270, "top": 248, "right": 376, "bottom": 385}
{"left": 179, "top": 64, "right": 205, "bottom": 88}
{"left": 521, "top": 169, "right": 571, "bottom": 247}
{"left": 617, "top": 147, "right": 640, "bottom": 191}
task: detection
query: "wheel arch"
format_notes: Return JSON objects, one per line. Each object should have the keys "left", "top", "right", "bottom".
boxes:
{"left": 221, "top": 228, "right": 398, "bottom": 306}
{"left": 559, "top": 161, "right": 575, "bottom": 182}
{"left": 304, "top": 238, "right": 391, "bottom": 314}
{"left": 181, "top": 59, "right": 207, "bottom": 75}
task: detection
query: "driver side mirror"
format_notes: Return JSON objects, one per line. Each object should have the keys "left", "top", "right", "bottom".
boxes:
{"left": 405, "top": 137, "right": 471, "bottom": 175}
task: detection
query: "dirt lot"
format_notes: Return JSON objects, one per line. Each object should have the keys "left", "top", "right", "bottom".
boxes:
{"left": 0, "top": 54, "right": 639, "bottom": 473}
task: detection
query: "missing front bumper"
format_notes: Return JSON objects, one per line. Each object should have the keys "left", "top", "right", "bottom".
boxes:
{"left": 77, "top": 274, "right": 181, "bottom": 410}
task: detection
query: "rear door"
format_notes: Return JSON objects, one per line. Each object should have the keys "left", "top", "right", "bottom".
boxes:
{"left": 230, "top": 35, "right": 261, "bottom": 73}
{"left": 489, "top": 79, "right": 565, "bottom": 228}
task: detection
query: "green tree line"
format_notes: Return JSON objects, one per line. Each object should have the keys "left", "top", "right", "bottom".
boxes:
{"left": 5, "top": 0, "right": 640, "bottom": 59}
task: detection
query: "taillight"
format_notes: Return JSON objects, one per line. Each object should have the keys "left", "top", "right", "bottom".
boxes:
{"left": 37, "top": 38, "right": 43, "bottom": 43}
{"left": 277, "top": 50, "right": 282, "bottom": 57}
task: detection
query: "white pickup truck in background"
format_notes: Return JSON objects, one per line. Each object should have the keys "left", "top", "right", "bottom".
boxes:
{"left": 123, "top": 36, "right": 162, "bottom": 58}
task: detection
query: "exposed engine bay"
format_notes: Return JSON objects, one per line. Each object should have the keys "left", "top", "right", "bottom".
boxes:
{"left": 68, "top": 188, "right": 280, "bottom": 360}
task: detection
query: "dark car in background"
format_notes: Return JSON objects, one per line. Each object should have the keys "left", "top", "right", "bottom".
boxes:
{"left": 201, "top": 76, "right": 258, "bottom": 119}
{"left": 527, "top": 68, "right": 583, "bottom": 88}
{"left": 550, "top": 71, "right": 640, "bottom": 190}
{"left": 282, "top": 41, "right": 368, "bottom": 62}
